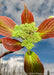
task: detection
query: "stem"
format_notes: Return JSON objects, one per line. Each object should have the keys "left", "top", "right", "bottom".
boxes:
{"left": 0, "top": 39, "right": 2, "bottom": 43}
{"left": 28, "top": 49, "right": 30, "bottom": 55}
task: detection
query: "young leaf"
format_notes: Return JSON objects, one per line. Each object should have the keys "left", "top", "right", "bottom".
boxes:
{"left": 0, "top": 16, "right": 16, "bottom": 37}
{"left": 1, "top": 38, "right": 23, "bottom": 51}
{"left": 37, "top": 18, "right": 54, "bottom": 39}
{"left": 21, "top": 2, "right": 34, "bottom": 24}
{"left": 24, "top": 51, "right": 44, "bottom": 74}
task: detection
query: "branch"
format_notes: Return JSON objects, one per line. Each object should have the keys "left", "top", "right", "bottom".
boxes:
{"left": 0, "top": 51, "right": 14, "bottom": 58}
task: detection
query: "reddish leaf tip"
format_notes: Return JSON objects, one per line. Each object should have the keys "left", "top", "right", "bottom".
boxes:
{"left": 21, "top": 2, "right": 34, "bottom": 24}
{"left": 21, "top": 1, "right": 27, "bottom": 10}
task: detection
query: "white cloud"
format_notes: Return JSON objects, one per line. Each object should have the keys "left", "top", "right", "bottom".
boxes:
{"left": 0, "top": 56, "right": 25, "bottom": 75}
{"left": 0, "top": 57, "right": 54, "bottom": 75}
{"left": 1, "top": 0, "right": 54, "bottom": 25}
{"left": 0, "top": 56, "right": 24, "bottom": 67}
{"left": 0, "top": 0, "right": 2, "bottom": 2}
{"left": 0, "top": 0, "right": 54, "bottom": 27}
{"left": 0, "top": 44, "right": 7, "bottom": 55}
{"left": 44, "top": 64, "right": 54, "bottom": 75}
{"left": 14, "top": 48, "right": 27, "bottom": 54}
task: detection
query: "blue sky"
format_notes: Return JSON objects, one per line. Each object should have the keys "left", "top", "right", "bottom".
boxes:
{"left": 0, "top": 0, "right": 54, "bottom": 64}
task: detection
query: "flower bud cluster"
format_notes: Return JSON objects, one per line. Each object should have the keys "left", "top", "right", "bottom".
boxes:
{"left": 12, "top": 22, "right": 42, "bottom": 50}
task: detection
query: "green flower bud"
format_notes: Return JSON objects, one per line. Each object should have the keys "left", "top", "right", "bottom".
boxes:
{"left": 12, "top": 22, "right": 42, "bottom": 50}
{"left": 14, "top": 25, "right": 19, "bottom": 31}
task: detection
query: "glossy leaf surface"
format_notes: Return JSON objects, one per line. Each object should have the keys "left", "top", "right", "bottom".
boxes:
{"left": 1, "top": 38, "right": 23, "bottom": 51}
{"left": 21, "top": 2, "right": 34, "bottom": 24}
{"left": 37, "top": 18, "right": 54, "bottom": 39}
{"left": 24, "top": 51, "right": 44, "bottom": 74}
{"left": 0, "top": 16, "right": 16, "bottom": 37}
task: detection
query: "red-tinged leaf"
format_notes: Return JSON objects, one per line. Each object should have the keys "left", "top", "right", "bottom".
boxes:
{"left": 37, "top": 18, "right": 54, "bottom": 39}
{"left": 1, "top": 38, "right": 23, "bottom": 51}
{"left": 21, "top": 2, "right": 34, "bottom": 24}
{"left": 0, "top": 16, "right": 16, "bottom": 37}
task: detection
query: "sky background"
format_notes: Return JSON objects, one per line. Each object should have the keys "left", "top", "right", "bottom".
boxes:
{"left": 0, "top": 0, "right": 54, "bottom": 65}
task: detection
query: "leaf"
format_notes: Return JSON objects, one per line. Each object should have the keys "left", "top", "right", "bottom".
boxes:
{"left": 24, "top": 51, "right": 44, "bottom": 73}
{"left": 0, "top": 16, "right": 16, "bottom": 37}
{"left": 37, "top": 18, "right": 54, "bottom": 39}
{"left": 21, "top": 2, "right": 34, "bottom": 24}
{"left": 1, "top": 38, "right": 23, "bottom": 51}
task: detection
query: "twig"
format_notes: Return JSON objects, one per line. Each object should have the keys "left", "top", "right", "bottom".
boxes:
{"left": 0, "top": 51, "right": 14, "bottom": 58}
